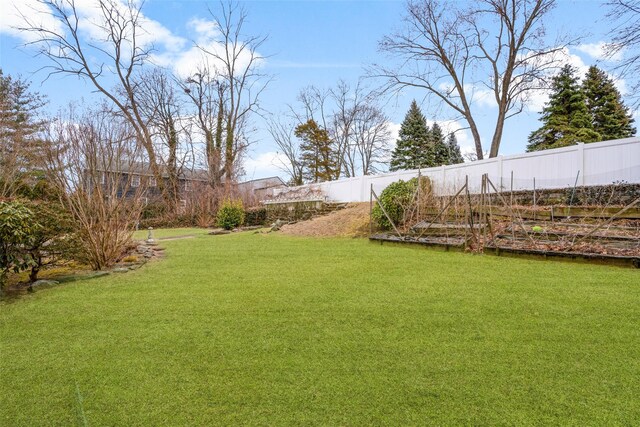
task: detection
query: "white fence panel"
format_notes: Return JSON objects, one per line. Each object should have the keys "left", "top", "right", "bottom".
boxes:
{"left": 583, "top": 138, "right": 640, "bottom": 186}
{"left": 274, "top": 138, "right": 640, "bottom": 203}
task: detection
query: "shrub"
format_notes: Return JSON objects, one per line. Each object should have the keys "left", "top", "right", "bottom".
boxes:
{"left": 245, "top": 206, "right": 267, "bottom": 226}
{"left": 372, "top": 178, "right": 426, "bottom": 230}
{"left": 0, "top": 200, "right": 40, "bottom": 288}
{"left": 23, "top": 199, "right": 79, "bottom": 282}
{"left": 216, "top": 199, "right": 245, "bottom": 230}
{"left": 140, "top": 202, "right": 168, "bottom": 222}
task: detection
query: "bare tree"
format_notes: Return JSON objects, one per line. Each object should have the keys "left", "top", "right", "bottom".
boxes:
{"left": 266, "top": 117, "right": 303, "bottom": 185}
{"left": 330, "top": 81, "right": 362, "bottom": 177}
{"left": 198, "top": 1, "right": 270, "bottom": 184}
{"left": 45, "top": 106, "right": 144, "bottom": 270}
{"left": 352, "top": 104, "right": 392, "bottom": 175}
{"left": 137, "top": 69, "right": 192, "bottom": 209}
{"left": 19, "top": 0, "right": 172, "bottom": 203}
{"left": 607, "top": 0, "right": 640, "bottom": 107}
{"left": 293, "top": 85, "right": 332, "bottom": 129}
{"left": 374, "top": 0, "right": 564, "bottom": 159}
{"left": 181, "top": 65, "right": 227, "bottom": 188}
{"left": 285, "top": 81, "right": 393, "bottom": 181}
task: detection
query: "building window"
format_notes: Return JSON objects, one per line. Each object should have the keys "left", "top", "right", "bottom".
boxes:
{"left": 101, "top": 172, "right": 106, "bottom": 185}
{"left": 184, "top": 181, "right": 192, "bottom": 192}
{"left": 131, "top": 174, "right": 140, "bottom": 188}
{"left": 149, "top": 177, "right": 156, "bottom": 187}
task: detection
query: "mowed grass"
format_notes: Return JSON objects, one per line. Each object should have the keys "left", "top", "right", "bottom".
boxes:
{"left": 1, "top": 232, "right": 639, "bottom": 425}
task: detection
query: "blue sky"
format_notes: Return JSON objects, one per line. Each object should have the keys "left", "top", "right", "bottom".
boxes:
{"left": 0, "top": 0, "right": 634, "bottom": 180}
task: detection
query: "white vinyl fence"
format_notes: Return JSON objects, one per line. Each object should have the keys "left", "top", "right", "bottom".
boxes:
{"left": 273, "top": 137, "right": 640, "bottom": 202}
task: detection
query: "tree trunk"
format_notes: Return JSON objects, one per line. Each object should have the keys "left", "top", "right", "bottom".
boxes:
{"left": 489, "top": 109, "right": 507, "bottom": 158}
{"left": 467, "top": 115, "right": 484, "bottom": 160}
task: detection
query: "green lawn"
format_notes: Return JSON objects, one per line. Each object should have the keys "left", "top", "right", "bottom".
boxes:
{"left": 1, "top": 232, "right": 639, "bottom": 425}
{"left": 132, "top": 227, "right": 210, "bottom": 240}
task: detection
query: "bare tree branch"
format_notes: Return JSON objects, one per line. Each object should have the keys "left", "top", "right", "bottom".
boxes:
{"left": 372, "top": 0, "right": 568, "bottom": 159}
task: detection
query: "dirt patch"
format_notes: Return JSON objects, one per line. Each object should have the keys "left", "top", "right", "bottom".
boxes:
{"left": 280, "top": 203, "right": 370, "bottom": 237}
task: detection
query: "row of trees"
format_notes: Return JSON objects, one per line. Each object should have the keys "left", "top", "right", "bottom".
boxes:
{"left": 390, "top": 101, "right": 463, "bottom": 171}
{"left": 374, "top": 0, "right": 564, "bottom": 160}
{"left": 269, "top": 82, "right": 393, "bottom": 184}
{"left": 0, "top": 0, "right": 270, "bottom": 288}
{"left": 17, "top": 0, "right": 267, "bottom": 214}
{"left": 527, "top": 65, "right": 636, "bottom": 151}
{"left": 371, "top": 0, "right": 640, "bottom": 160}
{"left": 0, "top": 68, "right": 261, "bottom": 289}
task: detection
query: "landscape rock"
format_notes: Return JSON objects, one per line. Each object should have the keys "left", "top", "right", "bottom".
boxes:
{"left": 270, "top": 219, "right": 285, "bottom": 231}
{"left": 31, "top": 279, "right": 59, "bottom": 288}
{"left": 209, "top": 229, "right": 231, "bottom": 235}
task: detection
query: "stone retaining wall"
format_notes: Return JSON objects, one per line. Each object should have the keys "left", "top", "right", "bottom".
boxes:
{"left": 265, "top": 201, "right": 347, "bottom": 222}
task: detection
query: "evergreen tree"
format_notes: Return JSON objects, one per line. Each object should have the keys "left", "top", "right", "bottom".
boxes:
{"left": 0, "top": 69, "right": 47, "bottom": 197}
{"left": 294, "top": 119, "right": 338, "bottom": 183}
{"left": 430, "top": 122, "right": 449, "bottom": 166}
{"left": 446, "top": 133, "right": 464, "bottom": 164}
{"left": 389, "top": 100, "right": 431, "bottom": 170}
{"left": 527, "top": 65, "right": 600, "bottom": 152}
{"left": 582, "top": 66, "right": 635, "bottom": 141}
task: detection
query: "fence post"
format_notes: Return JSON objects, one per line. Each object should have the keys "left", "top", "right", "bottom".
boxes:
{"left": 577, "top": 143, "right": 586, "bottom": 186}
{"left": 498, "top": 155, "right": 504, "bottom": 190}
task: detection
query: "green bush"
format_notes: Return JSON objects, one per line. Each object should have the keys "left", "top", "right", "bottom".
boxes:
{"left": 216, "top": 199, "right": 245, "bottom": 230}
{"left": 0, "top": 200, "right": 40, "bottom": 287}
{"left": 140, "top": 202, "right": 168, "bottom": 221}
{"left": 372, "top": 179, "right": 418, "bottom": 230}
{"left": 245, "top": 207, "right": 267, "bottom": 226}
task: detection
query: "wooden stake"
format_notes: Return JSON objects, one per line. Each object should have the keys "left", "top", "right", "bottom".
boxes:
{"left": 372, "top": 188, "right": 403, "bottom": 238}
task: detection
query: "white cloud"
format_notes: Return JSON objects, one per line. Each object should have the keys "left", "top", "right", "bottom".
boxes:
{"left": 1, "top": 0, "right": 185, "bottom": 51}
{"left": 152, "top": 17, "right": 261, "bottom": 79}
{"left": 387, "top": 121, "right": 401, "bottom": 144}
{"left": 188, "top": 17, "right": 219, "bottom": 43}
{"left": 436, "top": 82, "right": 495, "bottom": 109}
{"left": 0, "top": 0, "right": 64, "bottom": 42}
{"left": 1, "top": 1, "right": 264, "bottom": 82}
{"left": 469, "top": 86, "right": 494, "bottom": 108}
{"left": 575, "top": 41, "right": 622, "bottom": 62}
{"left": 242, "top": 151, "right": 289, "bottom": 180}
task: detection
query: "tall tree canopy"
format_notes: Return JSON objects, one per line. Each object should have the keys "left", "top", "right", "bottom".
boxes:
{"left": 446, "top": 133, "right": 464, "bottom": 165}
{"left": 390, "top": 101, "right": 431, "bottom": 171}
{"left": 376, "top": 0, "right": 562, "bottom": 160}
{"left": 294, "top": 119, "right": 338, "bottom": 183}
{"left": 430, "top": 123, "right": 449, "bottom": 166}
{"left": 527, "top": 65, "right": 600, "bottom": 151}
{"left": 582, "top": 66, "right": 635, "bottom": 141}
{"left": 0, "top": 70, "right": 47, "bottom": 198}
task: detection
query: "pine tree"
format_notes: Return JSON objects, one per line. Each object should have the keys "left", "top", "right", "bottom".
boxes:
{"left": 294, "top": 119, "right": 338, "bottom": 183}
{"left": 0, "top": 70, "right": 47, "bottom": 197}
{"left": 527, "top": 65, "right": 600, "bottom": 152}
{"left": 430, "top": 122, "right": 449, "bottom": 166}
{"left": 446, "top": 133, "right": 464, "bottom": 164}
{"left": 389, "top": 100, "right": 431, "bottom": 170}
{"left": 582, "top": 66, "right": 635, "bottom": 141}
